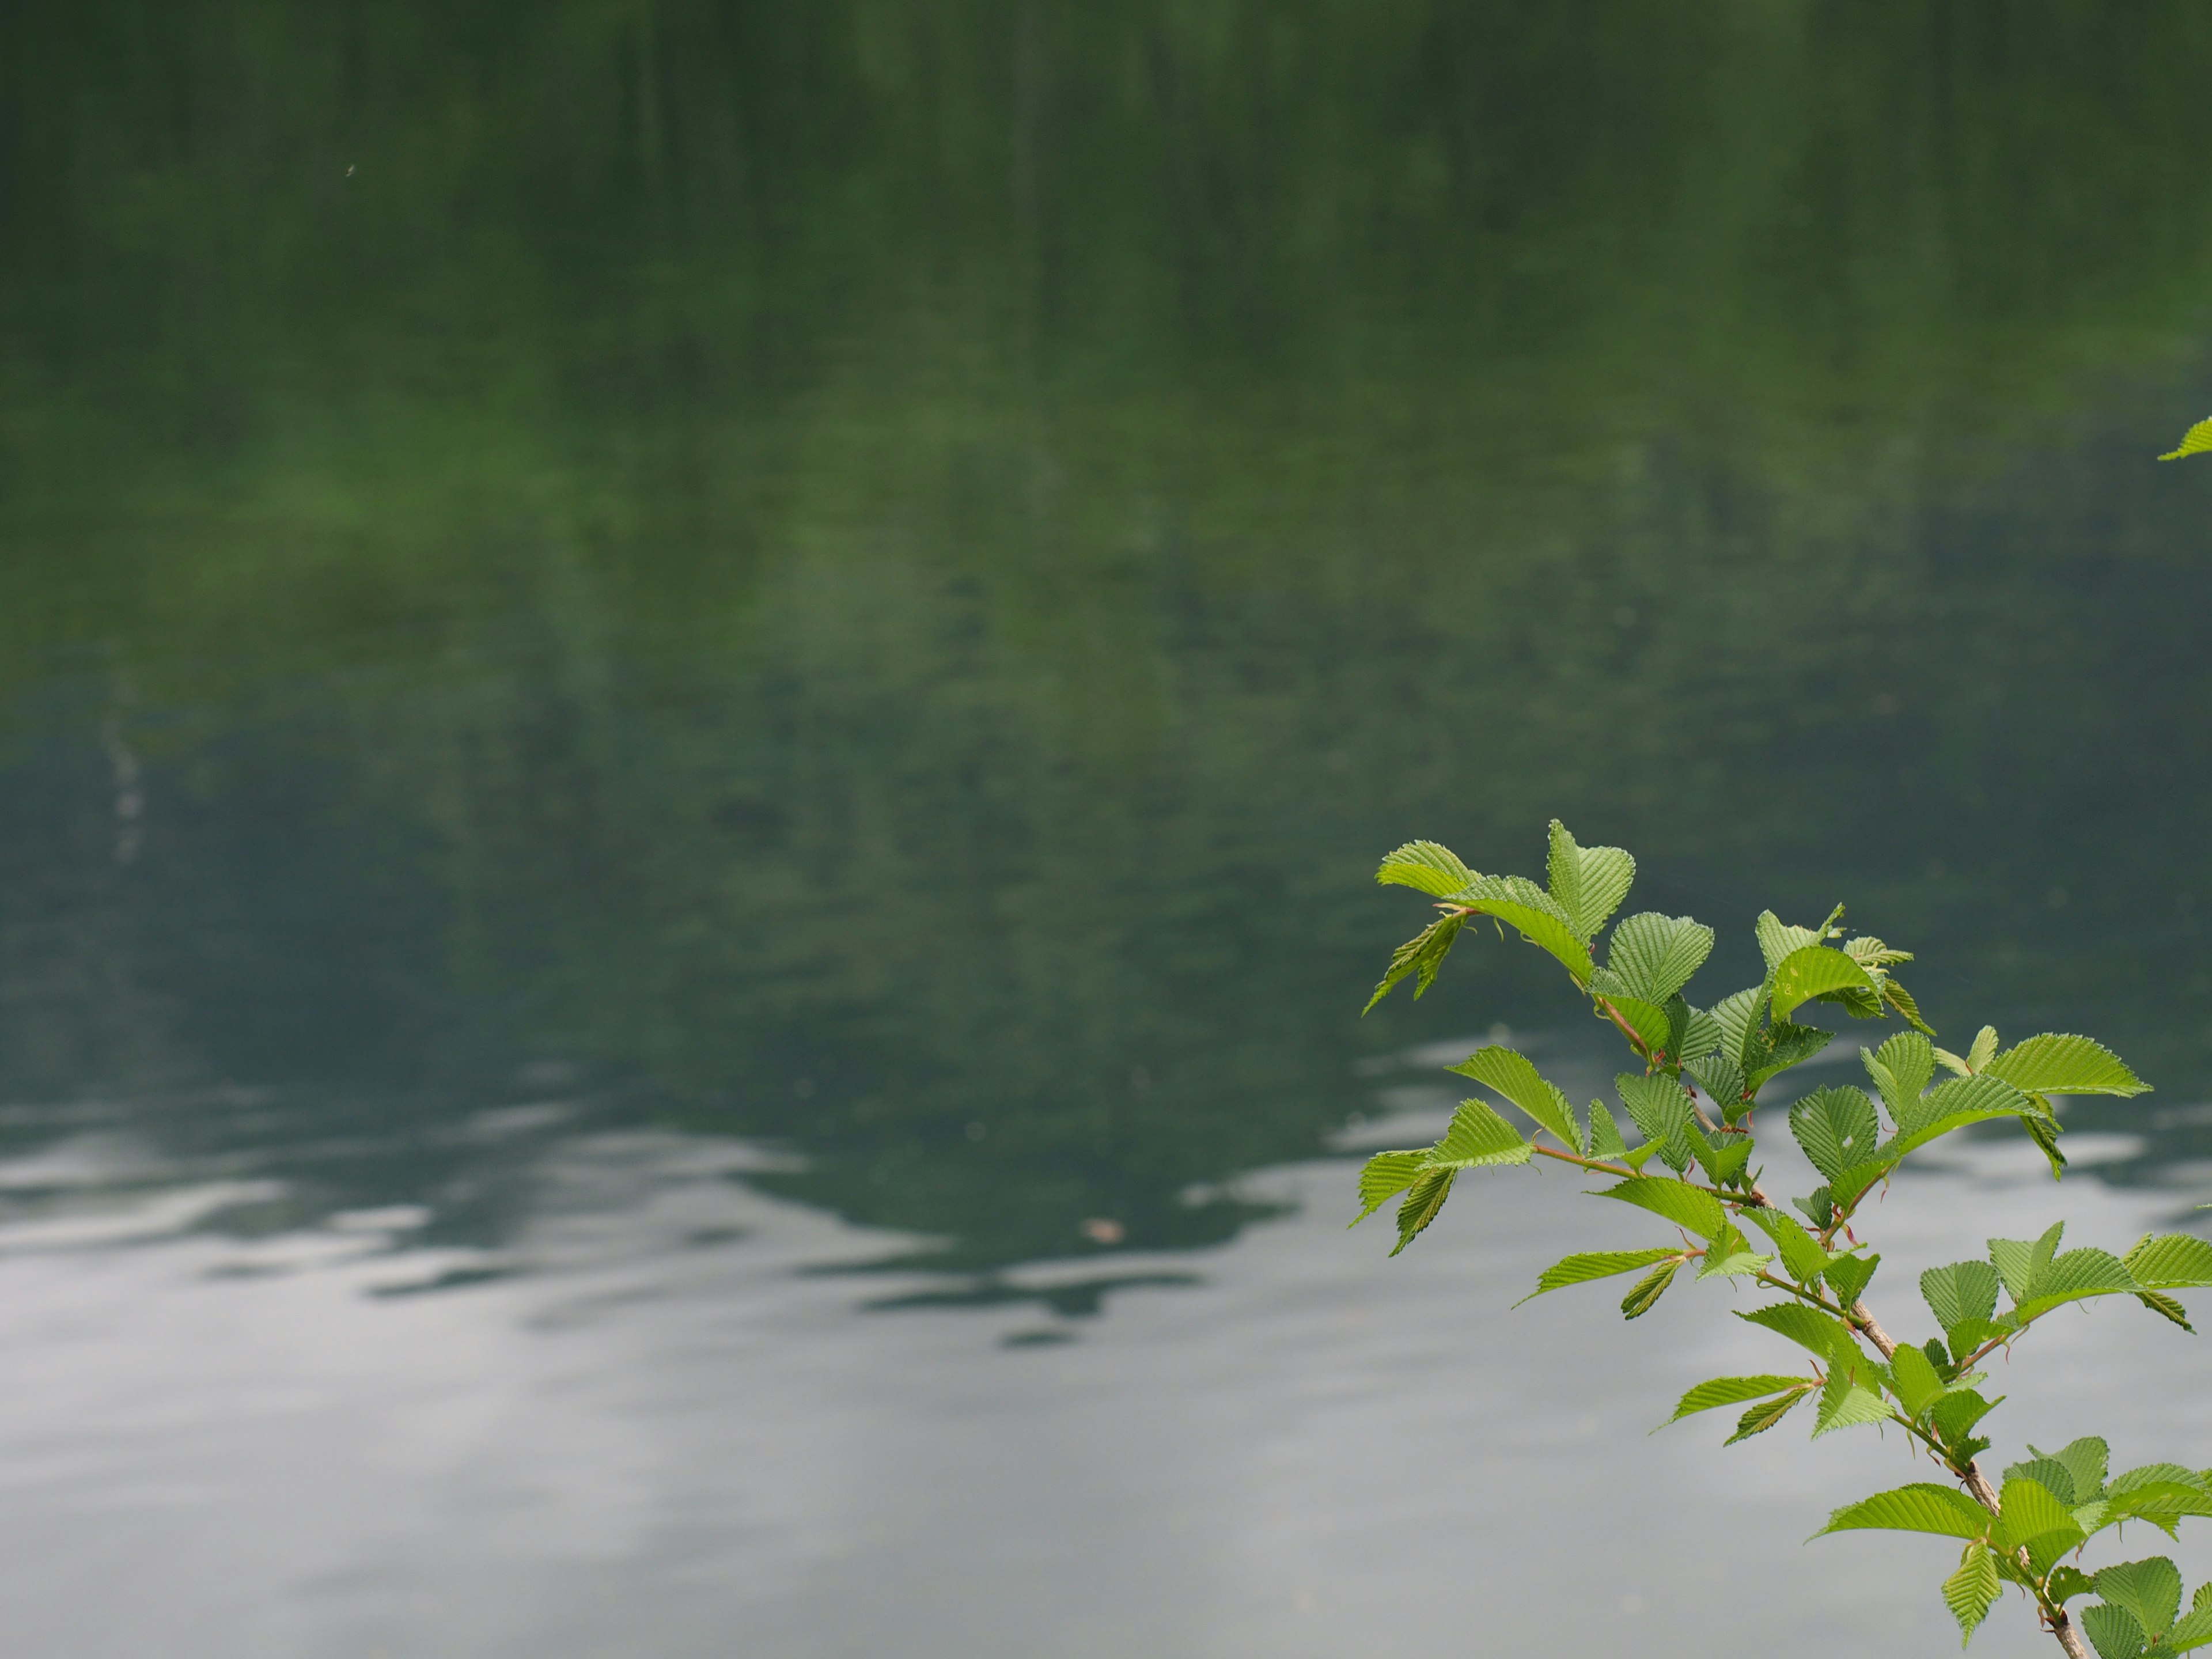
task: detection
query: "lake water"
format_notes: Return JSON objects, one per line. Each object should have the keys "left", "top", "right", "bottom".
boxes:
{"left": 5, "top": 6, "right": 2212, "bottom": 1654}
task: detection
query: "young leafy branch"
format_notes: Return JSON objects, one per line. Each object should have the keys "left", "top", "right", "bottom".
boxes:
{"left": 1355, "top": 823, "right": 2211, "bottom": 1657}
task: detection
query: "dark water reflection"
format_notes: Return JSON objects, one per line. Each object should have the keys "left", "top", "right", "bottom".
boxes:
{"left": 6, "top": 5, "right": 2212, "bottom": 1652}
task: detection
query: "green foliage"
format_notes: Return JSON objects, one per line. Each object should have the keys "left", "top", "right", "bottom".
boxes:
{"left": 1352, "top": 824, "right": 2203, "bottom": 1656}
{"left": 2161, "top": 418, "right": 2212, "bottom": 461}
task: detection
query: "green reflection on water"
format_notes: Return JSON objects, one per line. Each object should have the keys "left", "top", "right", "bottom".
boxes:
{"left": 3, "top": 2, "right": 2212, "bottom": 1275}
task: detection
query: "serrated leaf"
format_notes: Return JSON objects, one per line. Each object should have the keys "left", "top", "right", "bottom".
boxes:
{"left": 2082, "top": 1603, "right": 2147, "bottom": 1659}
{"left": 1684, "top": 1051, "right": 1748, "bottom": 1120}
{"left": 1825, "top": 1251, "right": 1879, "bottom": 1310}
{"left": 1545, "top": 821, "right": 1635, "bottom": 942}
{"left": 1747, "top": 1022, "right": 1835, "bottom": 1090}
{"left": 1389, "top": 1168, "right": 1455, "bottom": 1256}
{"left": 2022, "top": 1112, "right": 2069, "bottom": 1180}
{"left": 1449, "top": 1047, "right": 1584, "bottom": 1153}
{"left": 1738, "top": 1300, "right": 1863, "bottom": 1363}
{"left": 1790, "top": 1086, "right": 1881, "bottom": 1182}
{"left": 1770, "top": 946, "right": 1881, "bottom": 1024}
{"left": 2016, "top": 1248, "right": 2142, "bottom": 1322}
{"left": 1426, "top": 1099, "right": 1534, "bottom": 1171}
{"left": 2126, "top": 1234, "right": 2212, "bottom": 1290}
{"left": 1993, "top": 1475, "right": 2082, "bottom": 1553}
{"left": 1599, "top": 994, "right": 1673, "bottom": 1059}
{"left": 1965, "top": 1025, "right": 2000, "bottom": 1071}
{"left": 2137, "top": 1289, "right": 2194, "bottom": 1331}
{"left": 1983, "top": 1033, "right": 2149, "bottom": 1099}
{"left": 1376, "top": 840, "right": 1477, "bottom": 898}
{"left": 1679, "top": 1002, "right": 1723, "bottom": 1062}
{"left": 2096, "top": 1559, "right": 2183, "bottom": 1638}
{"left": 2006, "top": 1457, "right": 2081, "bottom": 1508}
{"left": 1604, "top": 912, "right": 1716, "bottom": 1005}
{"left": 1350, "top": 1149, "right": 1427, "bottom": 1225}
{"left": 1363, "top": 912, "right": 1467, "bottom": 1013}
{"left": 1864, "top": 1030, "right": 1937, "bottom": 1124}
{"left": 1726, "top": 1385, "right": 1815, "bottom": 1444}
{"left": 1615, "top": 1074, "right": 1696, "bottom": 1175}
{"left": 1518, "top": 1248, "right": 1684, "bottom": 1305}
{"left": 1944, "top": 1542, "right": 2002, "bottom": 1647}
{"left": 1696, "top": 1221, "right": 1771, "bottom": 1280}
{"left": 1923, "top": 1261, "right": 2003, "bottom": 1335}
{"left": 1620, "top": 1260, "right": 1679, "bottom": 1319}
{"left": 1900, "top": 1073, "right": 2040, "bottom": 1141}
{"left": 1884, "top": 978, "right": 1938, "bottom": 1036}
{"left": 1445, "top": 875, "right": 1596, "bottom": 985}
{"left": 1757, "top": 911, "right": 1827, "bottom": 976}
{"left": 2048, "top": 1566, "right": 2099, "bottom": 1607}
{"left": 1990, "top": 1222, "right": 2067, "bottom": 1305}
{"left": 1743, "top": 1205, "right": 1831, "bottom": 1285}
{"left": 1891, "top": 1342, "right": 1945, "bottom": 1420}
{"left": 1813, "top": 1362, "right": 1892, "bottom": 1438}
{"left": 2032, "top": 1438, "right": 2110, "bottom": 1504}
{"left": 1817, "top": 1483, "right": 1991, "bottom": 1540}
{"left": 2165, "top": 1606, "right": 2212, "bottom": 1656}
{"left": 1665, "top": 1373, "right": 1813, "bottom": 1424}
{"left": 1586, "top": 1100, "right": 1630, "bottom": 1161}
{"left": 1707, "top": 986, "right": 1765, "bottom": 1070}
{"left": 1935, "top": 1046, "right": 1974, "bottom": 1078}
{"left": 2161, "top": 416, "right": 2212, "bottom": 461}
{"left": 1929, "top": 1389, "right": 2001, "bottom": 1447}
{"left": 1594, "top": 1173, "right": 1726, "bottom": 1241}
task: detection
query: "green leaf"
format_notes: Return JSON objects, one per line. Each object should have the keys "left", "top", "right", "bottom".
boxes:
{"left": 1944, "top": 1541, "right": 2002, "bottom": 1648}
{"left": 2126, "top": 1234, "right": 2212, "bottom": 1290}
{"left": 1696, "top": 1221, "right": 1772, "bottom": 1280}
{"left": 1990, "top": 1222, "right": 2067, "bottom": 1305}
{"left": 1596, "top": 994, "right": 1673, "bottom": 1058}
{"left": 1426, "top": 1099, "right": 1535, "bottom": 1171}
{"left": 2031, "top": 1438, "right": 2110, "bottom": 1504}
{"left": 2081, "top": 1603, "right": 2147, "bottom": 1659}
{"left": 2096, "top": 1559, "right": 2182, "bottom": 1639}
{"left": 1929, "top": 1389, "right": 2001, "bottom": 1448}
{"left": 1813, "top": 1361, "right": 1892, "bottom": 1438}
{"left": 1449, "top": 1047, "right": 1584, "bottom": 1153}
{"left": 1891, "top": 1342, "right": 1946, "bottom": 1421}
{"left": 2137, "top": 1289, "right": 2194, "bottom": 1331}
{"left": 1603, "top": 912, "right": 1716, "bottom": 1005}
{"left": 2006, "top": 1457, "right": 2081, "bottom": 1508}
{"left": 1742, "top": 1205, "right": 1831, "bottom": 1285}
{"left": 1934, "top": 1046, "right": 1974, "bottom": 1078}
{"left": 1620, "top": 1260, "right": 1679, "bottom": 1319}
{"left": 1790, "top": 1086, "right": 1881, "bottom": 1183}
{"left": 1376, "top": 840, "right": 1476, "bottom": 898}
{"left": 1615, "top": 1074, "right": 1696, "bottom": 1175}
{"left": 2048, "top": 1566, "right": 2098, "bottom": 1607}
{"left": 1389, "top": 1168, "right": 1455, "bottom": 1256}
{"left": 1665, "top": 1373, "right": 1813, "bottom": 1424}
{"left": 1351, "top": 1149, "right": 1427, "bottom": 1225}
{"left": 1544, "top": 821, "right": 1635, "bottom": 942}
{"left": 1518, "top": 1248, "right": 1684, "bottom": 1305}
{"left": 1993, "top": 1475, "right": 2082, "bottom": 1553}
{"left": 1923, "top": 1262, "right": 2003, "bottom": 1336}
{"left": 1594, "top": 1174, "right": 1726, "bottom": 1241}
{"left": 2022, "top": 1112, "right": 2069, "bottom": 1181}
{"left": 1684, "top": 1051, "right": 1748, "bottom": 1121}
{"left": 1884, "top": 978, "right": 1938, "bottom": 1036}
{"left": 1966, "top": 1025, "right": 2000, "bottom": 1072}
{"left": 1586, "top": 1100, "right": 1630, "bottom": 1161}
{"left": 1863, "top": 1030, "right": 1937, "bottom": 1124}
{"left": 1445, "top": 875, "right": 1596, "bottom": 985}
{"left": 1817, "top": 1483, "right": 1991, "bottom": 1541}
{"left": 1756, "top": 910, "right": 1827, "bottom": 975}
{"left": 1746, "top": 1021, "right": 1835, "bottom": 1090}
{"left": 1707, "top": 986, "right": 1766, "bottom": 1069}
{"left": 1726, "top": 1385, "right": 1815, "bottom": 1444}
{"left": 2160, "top": 416, "right": 2212, "bottom": 461}
{"left": 2165, "top": 1607, "right": 2212, "bottom": 1656}
{"left": 1738, "top": 1300, "right": 1862, "bottom": 1364}
{"left": 1363, "top": 912, "right": 1467, "bottom": 1013}
{"left": 1825, "top": 1250, "right": 1879, "bottom": 1310}
{"left": 1983, "top": 1033, "right": 2149, "bottom": 1098}
{"left": 2016, "top": 1248, "right": 2142, "bottom": 1322}
{"left": 1770, "top": 945, "right": 1881, "bottom": 1024}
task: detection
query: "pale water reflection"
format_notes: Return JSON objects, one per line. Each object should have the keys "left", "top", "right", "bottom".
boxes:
{"left": 0, "top": 1048, "right": 2199, "bottom": 1658}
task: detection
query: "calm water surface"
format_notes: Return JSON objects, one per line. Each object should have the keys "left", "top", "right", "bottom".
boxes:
{"left": 5, "top": 6, "right": 2212, "bottom": 1654}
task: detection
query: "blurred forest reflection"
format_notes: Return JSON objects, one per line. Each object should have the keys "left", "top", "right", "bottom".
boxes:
{"left": 4, "top": 2, "right": 2212, "bottom": 1271}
